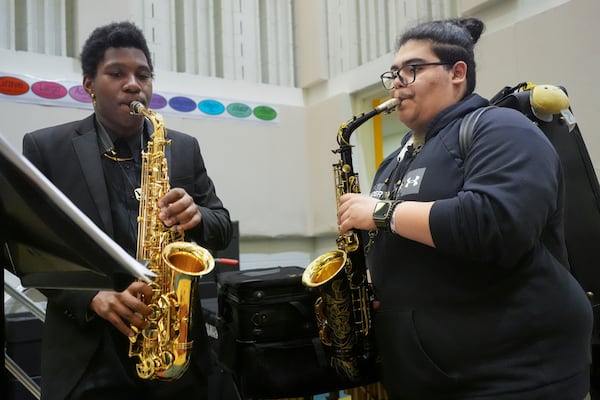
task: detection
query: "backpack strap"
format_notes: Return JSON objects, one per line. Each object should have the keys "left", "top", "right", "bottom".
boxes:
{"left": 459, "top": 106, "right": 495, "bottom": 158}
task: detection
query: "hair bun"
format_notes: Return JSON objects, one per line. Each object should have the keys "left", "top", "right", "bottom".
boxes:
{"left": 456, "top": 18, "right": 485, "bottom": 43}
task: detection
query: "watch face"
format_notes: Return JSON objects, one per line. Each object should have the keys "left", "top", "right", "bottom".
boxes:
{"left": 373, "top": 201, "right": 390, "bottom": 218}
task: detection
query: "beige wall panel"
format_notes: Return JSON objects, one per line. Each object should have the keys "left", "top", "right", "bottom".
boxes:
{"left": 475, "top": 0, "right": 599, "bottom": 173}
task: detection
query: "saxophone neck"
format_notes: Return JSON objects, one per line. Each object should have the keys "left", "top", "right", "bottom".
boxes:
{"left": 338, "top": 98, "right": 399, "bottom": 145}
{"left": 129, "top": 102, "right": 166, "bottom": 143}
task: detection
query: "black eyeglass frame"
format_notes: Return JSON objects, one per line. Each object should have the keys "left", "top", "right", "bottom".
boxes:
{"left": 380, "top": 62, "right": 453, "bottom": 89}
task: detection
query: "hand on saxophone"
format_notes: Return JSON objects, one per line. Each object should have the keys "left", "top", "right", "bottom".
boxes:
{"left": 89, "top": 281, "right": 153, "bottom": 337}
{"left": 158, "top": 187, "right": 202, "bottom": 232}
{"left": 340, "top": 193, "right": 436, "bottom": 247}
{"left": 337, "top": 193, "right": 379, "bottom": 234}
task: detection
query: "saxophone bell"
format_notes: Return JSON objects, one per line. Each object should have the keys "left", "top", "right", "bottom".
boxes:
{"left": 302, "top": 250, "right": 346, "bottom": 288}
{"left": 302, "top": 250, "right": 347, "bottom": 348}
{"left": 163, "top": 242, "right": 215, "bottom": 277}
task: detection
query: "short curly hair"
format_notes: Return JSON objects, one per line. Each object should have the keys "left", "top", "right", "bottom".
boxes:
{"left": 80, "top": 21, "right": 154, "bottom": 78}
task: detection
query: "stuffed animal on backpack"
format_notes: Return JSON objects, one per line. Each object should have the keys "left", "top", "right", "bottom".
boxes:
{"left": 529, "top": 84, "right": 575, "bottom": 131}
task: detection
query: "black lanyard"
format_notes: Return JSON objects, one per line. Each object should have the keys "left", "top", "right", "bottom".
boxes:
{"left": 382, "top": 143, "right": 423, "bottom": 200}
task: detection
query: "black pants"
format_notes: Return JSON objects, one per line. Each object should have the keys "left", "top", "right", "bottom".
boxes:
{"left": 66, "top": 329, "right": 208, "bottom": 400}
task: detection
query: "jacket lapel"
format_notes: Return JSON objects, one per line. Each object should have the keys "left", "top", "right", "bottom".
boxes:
{"left": 72, "top": 116, "right": 114, "bottom": 236}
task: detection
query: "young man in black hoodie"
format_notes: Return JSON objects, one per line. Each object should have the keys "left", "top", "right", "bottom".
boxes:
{"left": 338, "top": 17, "right": 593, "bottom": 400}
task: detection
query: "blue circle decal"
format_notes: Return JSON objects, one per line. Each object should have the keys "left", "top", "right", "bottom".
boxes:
{"left": 226, "top": 102, "right": 252, "bottom": 118}
{"left": 169, "top": 96, "right": 196, "bottom": 112}
{"left": 199, "top": 99, "right": 225, "bottom": 115}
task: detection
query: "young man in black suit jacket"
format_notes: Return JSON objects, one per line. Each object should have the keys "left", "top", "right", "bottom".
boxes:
{"left": 22, "top": 21, "right": 232, "bottom": 400}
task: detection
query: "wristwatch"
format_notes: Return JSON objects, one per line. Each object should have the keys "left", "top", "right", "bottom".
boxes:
{"left": 372, "top": 200, "right": 401, "bottom": 231}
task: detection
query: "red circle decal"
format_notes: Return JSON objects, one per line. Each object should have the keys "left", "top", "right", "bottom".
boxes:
{"left": 0, "top": 76, "right": 30, "bottom": 95}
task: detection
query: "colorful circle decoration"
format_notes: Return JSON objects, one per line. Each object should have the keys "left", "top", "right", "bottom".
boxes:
{"left": 253, "top": 105, "right": 277, "bottom": 121}
{"left": 198, "top": 99, "right": 225, "bottom": 115}
{"left": 1, "top": 73, "right": 278, "bottom": 122}
{"left": 31, "top": 81, "right": 68, "bottom": 99}
{"left": 168, "top": 96, "right": 196, "bottom": 112}
{"left": 150, "top": 93, "right": 168, "bottom": 109}
{"left": 69, "top": 85, "right": 92, "bottom": 103}
{"left": 0, "top": 76, "right": 30, "bottom": 95}
{"left": 226, "top": 102, "right": 252, "bottom": 118}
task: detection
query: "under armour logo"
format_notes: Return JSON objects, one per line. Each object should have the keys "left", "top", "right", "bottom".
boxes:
{"left": 398, "top": 167, "right": 425, "bottom": 195}
{"left": 403, "top": 175, "right": 421, "bottom": 188}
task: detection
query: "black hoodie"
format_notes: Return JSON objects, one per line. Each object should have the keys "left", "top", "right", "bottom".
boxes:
{"left": 368, "top": 93, "right": 592, "bottom": 399}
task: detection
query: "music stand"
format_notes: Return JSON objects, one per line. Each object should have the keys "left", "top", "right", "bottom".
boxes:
{"left": 0, "top": 133, "right": 154, "bottom": 290}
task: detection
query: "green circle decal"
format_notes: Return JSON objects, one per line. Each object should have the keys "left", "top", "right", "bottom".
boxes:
{"left": 226, "top": 103, "right": 252, "bottom": 118}
{"left": 253, "top": 105, "right": 277, "bottom": 121}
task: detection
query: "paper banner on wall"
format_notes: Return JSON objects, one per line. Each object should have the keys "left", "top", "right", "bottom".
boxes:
{"left": 0, "top": 73, "right": 279, "bottom": 124}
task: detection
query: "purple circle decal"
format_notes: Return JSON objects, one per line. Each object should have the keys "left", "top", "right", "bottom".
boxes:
{"left": 150, "top": 93, "right": 168, "bottom": 109}
{"left": 69, "top": 85, "right": 92, "bottom": 103}
{"left": 169, "top": 96, "right": 196, "bottom": 112}
{"left": 32, "top": 81, "right": 68, "bottom": 99}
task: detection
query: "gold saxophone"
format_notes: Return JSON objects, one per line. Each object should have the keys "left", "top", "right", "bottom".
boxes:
{"left": 127, "top": 101, "right": 215, "bottom": 380}
{"left": 302, "top": 98, "right": 399, "bottom": 382}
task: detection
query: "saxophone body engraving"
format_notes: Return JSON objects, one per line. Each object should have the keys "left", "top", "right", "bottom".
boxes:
{"left": 302, "top": 98, "right": 399, "bottom": 382}
{"left": 127, "top": 101, "right": 215, "bottom": 380}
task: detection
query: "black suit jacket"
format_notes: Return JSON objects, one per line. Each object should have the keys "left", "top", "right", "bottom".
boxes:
{"left": 22, "top": 114, "right": 232, "bottom": 400}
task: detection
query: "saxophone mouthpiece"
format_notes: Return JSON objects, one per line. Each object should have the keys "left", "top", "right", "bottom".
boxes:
{"left": 130, "top": 101, "right": 145, "bottom": 114}
{"left": 375, "top": 98, "right": 399, "bottom": 114}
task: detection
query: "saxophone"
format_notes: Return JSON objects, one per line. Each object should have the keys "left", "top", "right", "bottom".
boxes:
{"left": 302, "top": 98, "right": 399, "bottom": 382}
{"left": 127, "top": 101, "right": 215, "bottom": 380}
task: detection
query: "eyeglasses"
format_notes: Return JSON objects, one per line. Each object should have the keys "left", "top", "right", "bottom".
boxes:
{"left": 380, "top": 62, "right": 453, "bottom": 89}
